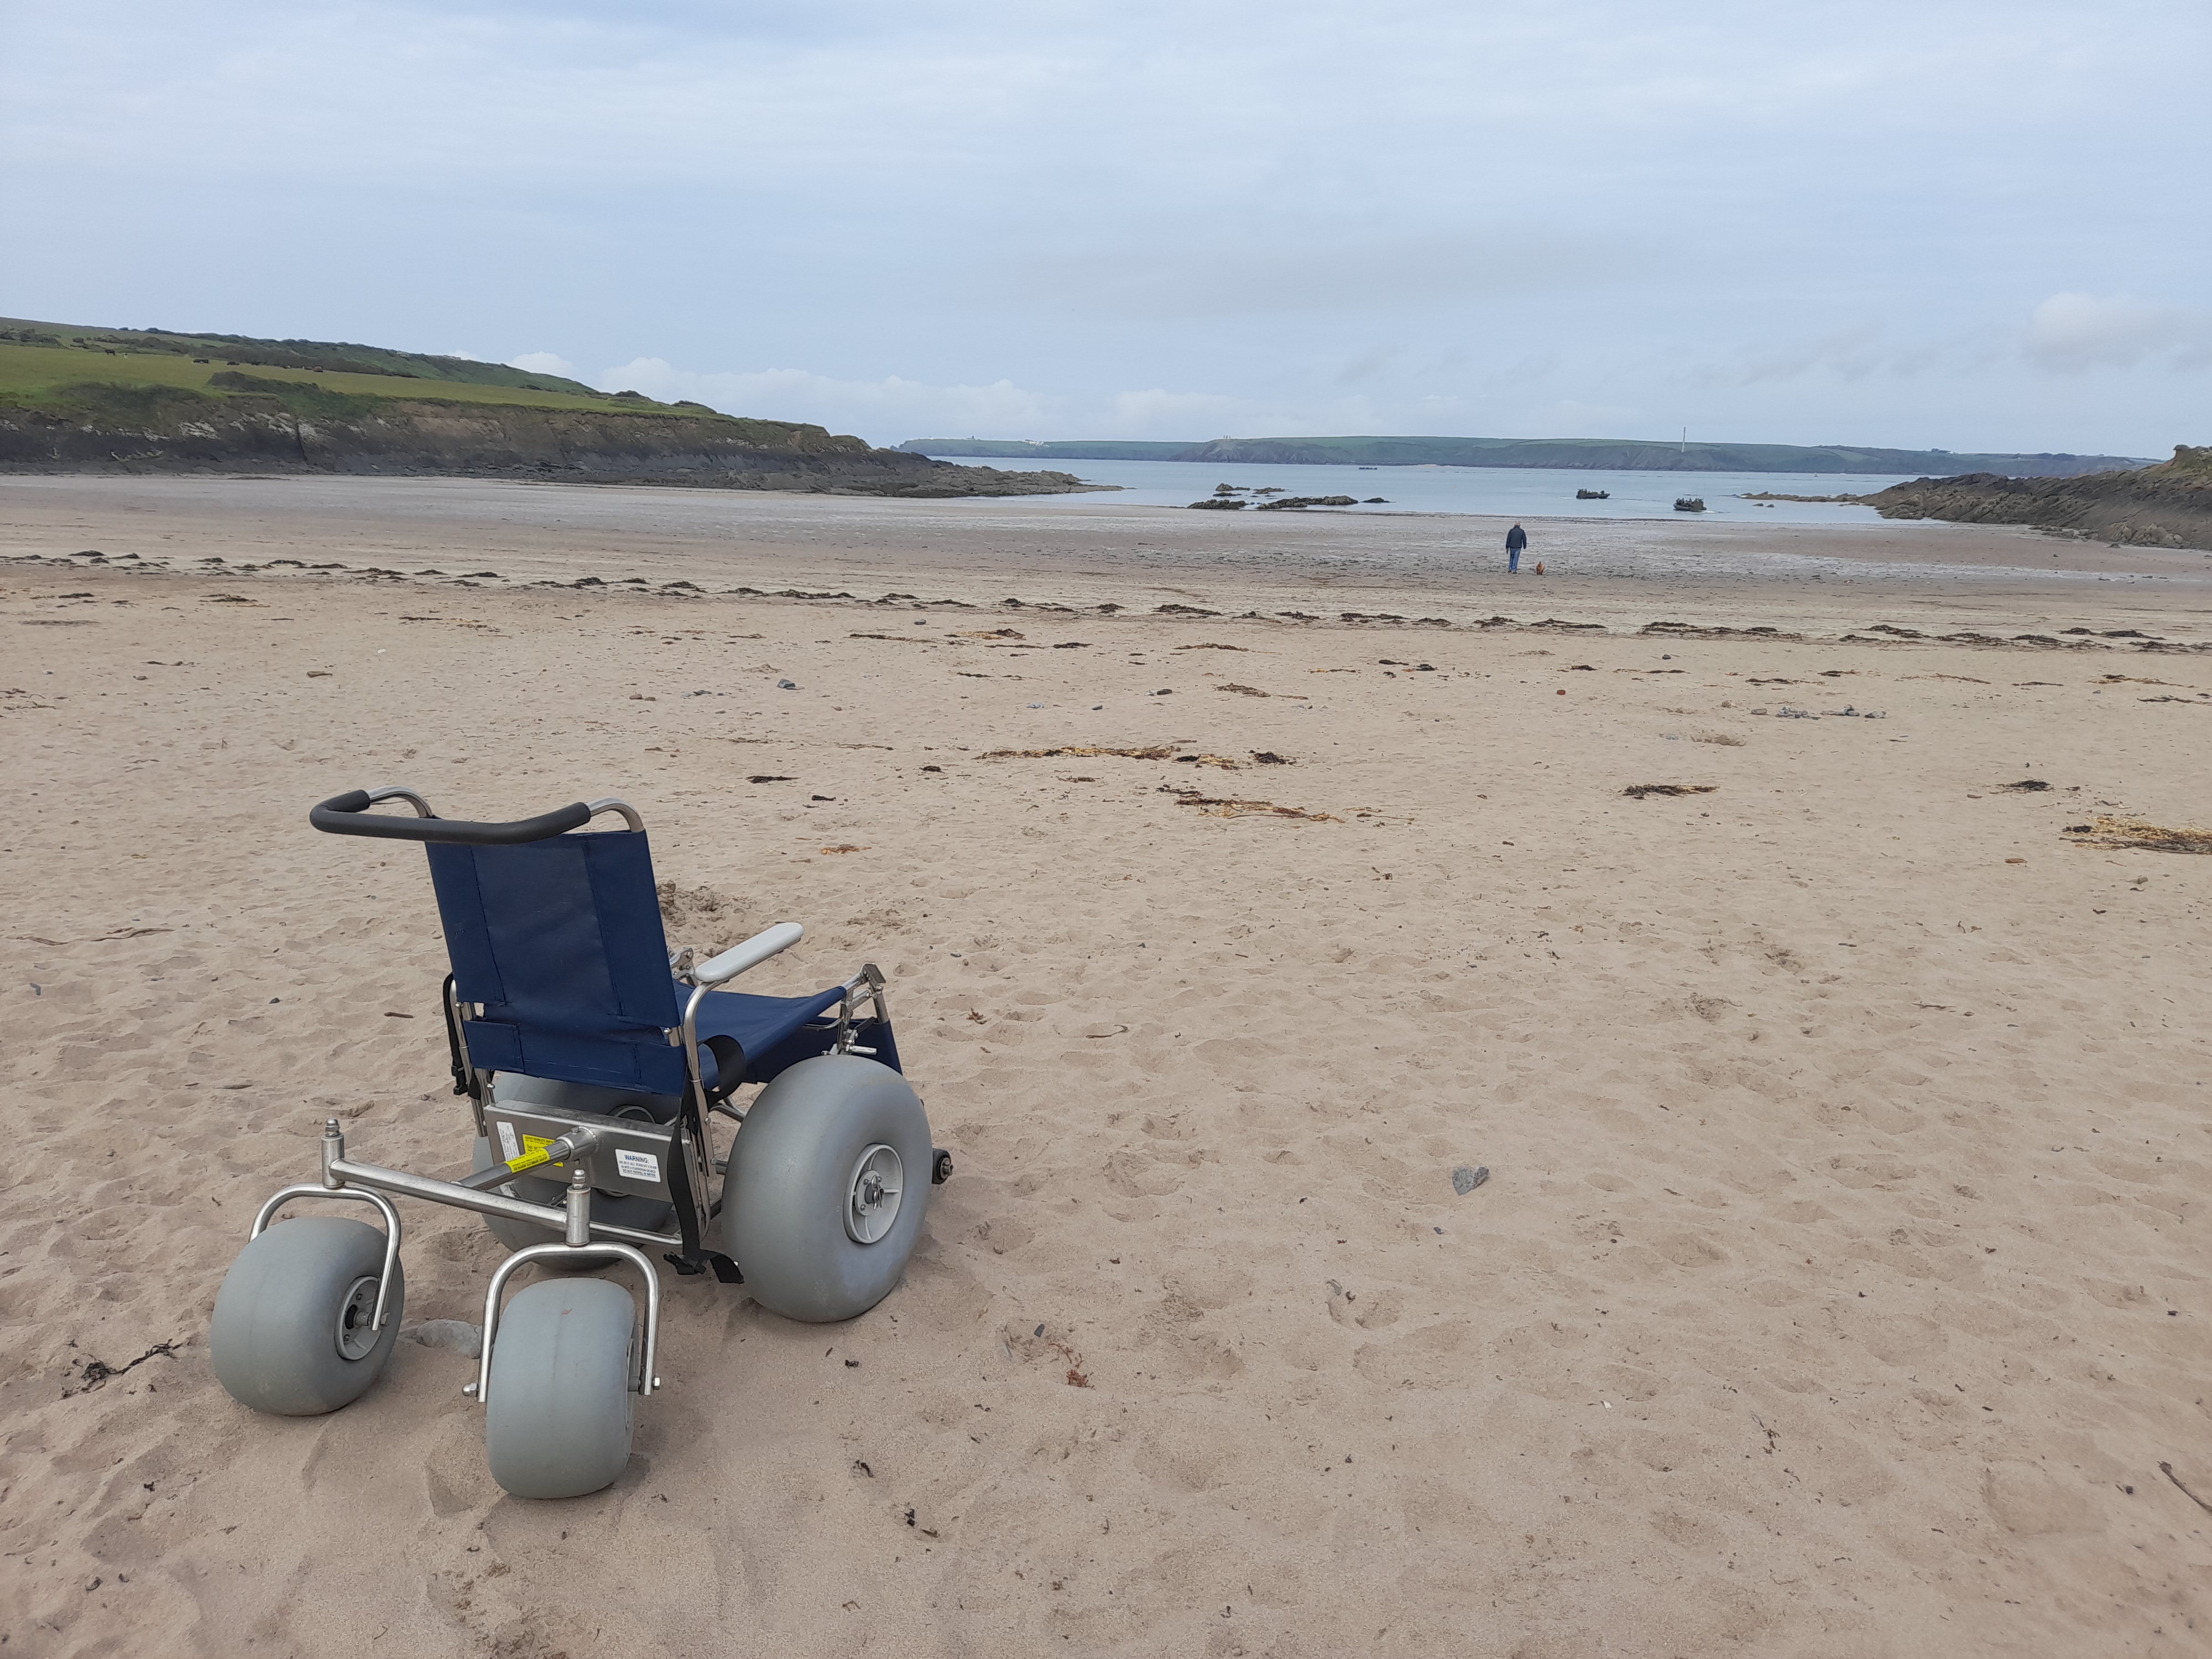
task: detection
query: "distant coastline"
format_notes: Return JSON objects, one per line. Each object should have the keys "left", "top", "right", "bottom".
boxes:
{"left": 901, "top": 434, "right": 2150, "bottom": 479}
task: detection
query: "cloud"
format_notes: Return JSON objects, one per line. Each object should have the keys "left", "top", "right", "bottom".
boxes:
{"left": 11, "top": 2, "right": 2205, "bottom": 453}
{"left": 508, "top": 351, "right": 578, "bottom": 378}
{"left": 1685, "top": 324, "right": 2001, "bottom": 389}
{"left": 1521, "top": 399, "right": 1648, "bottom": 436}
{"left": 1106, "top": 388, "right": 1244, "bottom": 436}
{"left": 587, "top": 359, "right": 1425, "bottom": 443}
{"left": 1005, "top": 230, "right": 1638, "bottom": 323}
{"left": 2022, "top": 293, "right": 2211, "bottom": 374}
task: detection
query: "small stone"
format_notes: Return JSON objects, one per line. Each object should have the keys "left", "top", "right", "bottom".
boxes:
{"left": 1452, "top": 1165, "right": 1490, "bottom": 1196}
{"left": 402, "top": 1318, "right": 483, "bottom": 1358}
{"left": 778, "top": 679, "right": 798, "bottom": 690}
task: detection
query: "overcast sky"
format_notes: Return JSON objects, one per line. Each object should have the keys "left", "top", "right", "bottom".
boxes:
{"left": 5, "top": 1, "right": 2205, "bottom": 454}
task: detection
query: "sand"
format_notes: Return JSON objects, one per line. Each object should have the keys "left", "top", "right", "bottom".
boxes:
{"left": 4, "top": 478, "right": 2209, "bottom": 1657}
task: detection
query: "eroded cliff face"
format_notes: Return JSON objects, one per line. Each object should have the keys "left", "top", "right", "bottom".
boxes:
{"left": 1861, "top": 446, "right": 2212, "bottom": 551}
{"left": 0, "top": 394, "right": 1086, "bottom": 498}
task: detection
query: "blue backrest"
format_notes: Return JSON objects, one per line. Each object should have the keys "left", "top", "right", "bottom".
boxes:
{"left": 425, "top": 829, "right": 691, "bottom": 1096}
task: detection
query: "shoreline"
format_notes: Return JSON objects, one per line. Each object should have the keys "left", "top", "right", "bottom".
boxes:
{"left": 5, "top": 476, "right": 2211, "bottom": 658}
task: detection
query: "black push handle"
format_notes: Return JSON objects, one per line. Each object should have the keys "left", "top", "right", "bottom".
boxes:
{"left": 310, "top": 790, "right": 592, "bottom": 845}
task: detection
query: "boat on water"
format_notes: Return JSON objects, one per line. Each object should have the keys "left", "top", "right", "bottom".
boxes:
{"left": 1575, "top": 488, "right": 1609, "bottom": 500}
{"left": 1673, "top": 497, "right": 1707, "bottom": 512}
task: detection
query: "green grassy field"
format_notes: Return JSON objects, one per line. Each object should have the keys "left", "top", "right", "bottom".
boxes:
{"left": 0, "top": 321, "right": 861, "bottom": 452}
{"left": 0, "top": 338, "right": 677, "bottom": 417}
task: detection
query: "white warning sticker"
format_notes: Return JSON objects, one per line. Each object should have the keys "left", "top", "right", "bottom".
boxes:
{"left": 495, "top": 1120, "right": 520, "bottom": 1162}
{"left": 615, "top": 1147, "right": 661, "bottom": 1184}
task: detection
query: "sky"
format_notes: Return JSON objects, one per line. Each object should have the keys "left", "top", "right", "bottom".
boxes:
{"left": 3, "top": 1, "right": 2206, "bottom": 456}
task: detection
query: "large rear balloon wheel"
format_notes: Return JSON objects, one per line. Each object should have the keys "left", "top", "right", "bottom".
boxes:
{"left": 722, "top": 1054, "right": 932, "bottom": 1323}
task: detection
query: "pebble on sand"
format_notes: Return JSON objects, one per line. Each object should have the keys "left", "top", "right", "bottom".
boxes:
{"left": 401, "top": 1319, "right": 483, "bottom": 1358}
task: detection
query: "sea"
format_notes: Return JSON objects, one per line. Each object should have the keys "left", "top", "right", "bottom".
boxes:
{"left": 932, "top": 455, "right": 1921, "bottom": 526}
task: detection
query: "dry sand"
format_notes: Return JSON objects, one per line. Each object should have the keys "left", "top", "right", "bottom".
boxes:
{"left": 4, "top": 478, "right": 2209, "bottom": 1657}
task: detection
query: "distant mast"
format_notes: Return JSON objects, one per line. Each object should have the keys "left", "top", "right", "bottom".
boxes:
{"left": 1681, "top": 427, "right": 1687, "bottom": 455}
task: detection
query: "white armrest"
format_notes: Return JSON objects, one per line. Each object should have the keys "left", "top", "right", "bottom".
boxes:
{"left": 693, "top": 922, "right": 804, "bottom": 986}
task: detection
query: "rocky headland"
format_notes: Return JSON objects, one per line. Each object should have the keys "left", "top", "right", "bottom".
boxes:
{"left": 0, "top": 380, "right": 1083, "bottom": 497}
{"left": 1860, "top": 445, "right": 2212, "bottom": 550}
{"left": 0, "top": 321, "right": 1089, "bottom": 498}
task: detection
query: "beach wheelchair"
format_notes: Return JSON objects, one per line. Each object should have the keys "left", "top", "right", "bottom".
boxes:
{"left": 208, "top": 788, "right": 947, "bottom": 1498}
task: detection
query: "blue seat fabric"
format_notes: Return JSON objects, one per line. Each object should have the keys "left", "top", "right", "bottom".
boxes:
{"left": 426, "top": 829, "right": 853, "bottom": 1095}
{"left": 692, "top": 985, "right": 846, "bottom": 1089}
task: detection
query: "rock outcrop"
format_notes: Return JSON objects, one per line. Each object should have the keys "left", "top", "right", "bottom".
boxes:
{"left": 0, "top": 379, "right": 1087, "bottom": 498}
{"left": 1860, "top": 446, "right": 2212, "bottom": 550}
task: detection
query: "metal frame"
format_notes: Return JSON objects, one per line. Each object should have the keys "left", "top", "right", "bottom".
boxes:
{"left": 831, "top": 964, "right": 892, "bottom": 1058}
{"left": 310, "top": 1118, "right": 684, "bottom": 1253}
{"left": 362, "top": 785, "right": 434, "bottom": 818}
{"left": 467, "top": 1166, "right": 664, "bottom": 1404}
{"left": 469, "top": 1240, "right": 664, "bottom": 1403}
{"left": 249, "top": 1180, "right": 404, "bottom": 1332}
{"left": 474, "top": 1100, "right": 677, "bottom": 1201}
{"left": 447, "top": 974, "right": 488, "bottom": 1136}
{"left": 585, "top": 797, "right": 644, "bottom": 831}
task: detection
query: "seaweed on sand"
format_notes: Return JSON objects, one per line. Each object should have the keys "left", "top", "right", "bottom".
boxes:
{"left": 981, "top": 744, "right": 1176, "bottom": 761}
{"left": 1622, "top": 784, "right": 1717, "bottom": 799}
{"left": 1160, "top": 786, "right": 1339, "bottom": 822}
{"left": 2063, "top": 815, "right": 2212, "bottom": 853}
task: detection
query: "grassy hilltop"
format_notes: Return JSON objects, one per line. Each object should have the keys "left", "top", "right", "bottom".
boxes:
{"left": 0, "top": 315, "right": 613, "bottom": 395}
{"left": 0, "top": 317, "right": 829, "bottom": 441}
{"left": 0, "top": 320, "right": 1083, "bottom": 496}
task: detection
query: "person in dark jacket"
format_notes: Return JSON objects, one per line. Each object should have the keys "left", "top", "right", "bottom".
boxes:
{"left": 1505, "top": 522, "right": 1528, "bottom": 573}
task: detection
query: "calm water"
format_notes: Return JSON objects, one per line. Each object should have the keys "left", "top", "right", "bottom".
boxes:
{"left": 936, "top": 455, "right": 1921, "bottom": 525}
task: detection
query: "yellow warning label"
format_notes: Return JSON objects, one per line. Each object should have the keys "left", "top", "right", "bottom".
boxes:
{"left": 504, "top": 1132, "right": 562, "bottom": 1175}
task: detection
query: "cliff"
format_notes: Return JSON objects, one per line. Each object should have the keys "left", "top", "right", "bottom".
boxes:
{"left": 0, "top": 322, "right": 1088, "bottom": 498}
{"left": 0, "top": 379, "right": 1078, "bottom": 496}
{"left": 1859, "top": 446, "right": 2212, "bottom": 550}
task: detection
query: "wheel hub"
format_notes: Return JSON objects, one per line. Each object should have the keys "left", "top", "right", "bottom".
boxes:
{"left": 335, "top": 1275, "right": 382, "bottom": 1360}
{"left": 844, "top": 1144, "right": 904, "bottom": 1245}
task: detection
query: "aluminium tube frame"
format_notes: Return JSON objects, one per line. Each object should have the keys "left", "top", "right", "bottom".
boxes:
{"left": 324, "top": 1156, "right": 684, "bottom": 1253}
{"left": 309, "top": 1118, "right": 681, "bottom": 1253}
{"left": 248, "top": 1181, "right": 405, "bottom": 1332}
{"left": 469, "top": 1238, "right": 664, "bottom": 1405}
{"left": 830, "top": 963, "right": 891, "bottom": 1056}
{"left": 583, "top": 797, "right": 644, "bottom": 832}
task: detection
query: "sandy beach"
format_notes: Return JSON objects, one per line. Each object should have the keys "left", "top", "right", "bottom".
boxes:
{"left": 4, "top": 477, "right": 2208, "bottom": 1657}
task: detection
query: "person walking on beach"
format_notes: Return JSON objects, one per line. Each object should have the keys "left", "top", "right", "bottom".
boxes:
{"left": 1506, "top": 522, "right": 1528, "bottom": 574}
